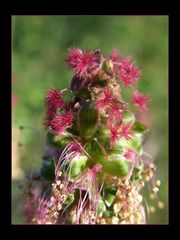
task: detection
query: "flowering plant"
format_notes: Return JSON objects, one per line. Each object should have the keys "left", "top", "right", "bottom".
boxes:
{"left": 24, "top": 48, "right": 161, "bottom": 224}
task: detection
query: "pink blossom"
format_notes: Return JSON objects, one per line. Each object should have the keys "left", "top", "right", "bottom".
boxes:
{"left": 109, "top": 49, "right": 120, "bottom": 62}
{"left": 95, "top": 87, "right": 116, "bottom": 111}
{"left": 50, "top": 112, "right": 74, "bottom": 135}
{"left": 69, "top": 140, "right": 83, "bottom": 157}
{"left": 45, "top": 88, "right": 66, "bottom": 123}
{"left": 124, "top": 149, "right": 136, "bottom": 160}
{"left": 118, "top": 58, "right": 141, "bottom": 87}
{"left": 68, "top": 163, "right": 102, "bottom": 223}
{"left": 120, "top": 121, "right": 133, "bottom": 140}
{"left": 108, "top": 103, "right": 124, "bottom": 122}
{"left": 108, "top": 122, "right": 121, "bottom": 148}
{"left": 132, "top": 91, "right": 150, "bottom": 111}
{"left": 66, "top": 48, "right": 94, "bottom": 77}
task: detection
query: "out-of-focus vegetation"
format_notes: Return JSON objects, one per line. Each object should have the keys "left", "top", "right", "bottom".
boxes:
{"left": 12, "top": 16, "right": 168, "bottom": 224}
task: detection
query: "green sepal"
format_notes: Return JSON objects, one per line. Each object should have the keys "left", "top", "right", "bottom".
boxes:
{"left": 122, "top": 111, "right": 135, "bottom": 124}
{"left": 70, "top": 155, "right": 88, "bottom": 179}
{"left": 119, "top": 134, "right": 143, "bottom": 154}
{"left": 132, "top": 120, "right": 148, "bottom": 133}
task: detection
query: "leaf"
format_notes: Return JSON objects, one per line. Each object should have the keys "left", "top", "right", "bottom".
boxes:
{"left": 132, "top": 120, "right": 148, "bottom": 133}
{"left": 98, "top": 199, "right": 106, "bottom": 216}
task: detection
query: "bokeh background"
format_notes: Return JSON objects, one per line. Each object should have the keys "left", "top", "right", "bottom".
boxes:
{"left": 12, "top": 16, "right": 168, "bottom": 224}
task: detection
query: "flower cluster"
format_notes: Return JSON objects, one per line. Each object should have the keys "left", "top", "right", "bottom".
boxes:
{"left": 24, "top": 48, "right": 161, "bottom": 224}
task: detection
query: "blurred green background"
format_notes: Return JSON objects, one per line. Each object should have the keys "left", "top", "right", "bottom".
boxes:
{"left": 12, "top": 16, "right": 168, "bottom": 224}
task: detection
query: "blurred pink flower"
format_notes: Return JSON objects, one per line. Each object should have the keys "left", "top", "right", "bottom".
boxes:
{"left": 132, "top": 90, "right": 150, "bottom": 111}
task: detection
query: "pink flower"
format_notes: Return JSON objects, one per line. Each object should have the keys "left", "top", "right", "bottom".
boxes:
{"left": 109, "top": 49, "right": 119, "bottom": 62}
{"left": 120, "top": 121, "right": 133, "bottom": 140}
{"left": 108, "top": 103, "right": 124, "bottom": 122}
{"left": 118, "top": 58, "right": 141, "bottom": 87}
{"left": 50, "top": 112, "right": 74, "bottom": 135}
{"left": 95, "top": 87, "right": 116, "bottom": 111}
{"left": 124, "top": 149, "right": 136, "bottom": 160}
{"left": 69, "top": 140, "right": 83, "bottom": 157}
{"left": 108, "top": 122, "right": 121, "bottom": 148}
{"left": 132, "top": 91, "right": 150, "bottom": 111}
{"left": 66, "top": 48, "right": 94, "bottom": 77}
{"left": 45, "top": 88, "right": 66, "bottom": 122}
{"left": 68, "top": 163, "right": 102, "bottom": 223}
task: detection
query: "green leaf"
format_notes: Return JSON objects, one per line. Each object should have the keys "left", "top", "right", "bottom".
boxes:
{"left": 98, "top": 199, "right": 106, "bottom": 216}
{"left": 130, "top": 134, "right": 143, "bottom": 154}
{"left": 119, "top": 134, "right": 143, "bottom": 154}
{"left": 40, "top": 159, "right": 55, "bottom": 180}
{"left": 132, "top": 120, "right": 148, "bottom": 133}
{"left": 122, "top": 111, "right": 135, "bottom": 124}
{"left": 104, "top": 186, "right": 117, "bottom": 207}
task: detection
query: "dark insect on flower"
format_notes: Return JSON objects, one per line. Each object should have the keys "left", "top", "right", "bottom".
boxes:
{"left": 132, "top": 90, "right": 150, "bottom": 111}
{"left": 71, "top": 75, "right": 85, "bottom": 92}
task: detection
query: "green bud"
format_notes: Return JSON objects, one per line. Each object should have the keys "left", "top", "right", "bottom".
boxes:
{"left": 132, "top": 120, "right": 148, "bottom": 133}
{"left": 102, "top": 59, "right": 113, "bottom": 74}
{"left": 119, "top": 133, "right": 143, "bottom": 154}
{"left": 70, "top": 155, "right": 88, "bottom": 179}
{"left": 77, "top": 101, "right": 98, "bottom": 140}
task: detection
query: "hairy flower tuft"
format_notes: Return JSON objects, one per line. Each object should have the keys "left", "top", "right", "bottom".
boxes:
{"left": 132, "top": 90, "right": 150, "bottom": 111}
{"left": 50, "top": 112, "right": 74, "bottom": 135}
{"left": 118, "top": 58, "right": 141, "bottom": 87}
{"left": 66, "top": 48, "right": 94, "bottom": 77}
